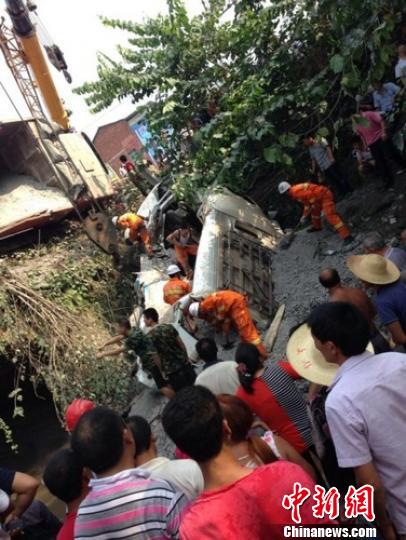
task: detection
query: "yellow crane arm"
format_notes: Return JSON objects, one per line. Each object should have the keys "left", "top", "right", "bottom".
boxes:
{"left": 5, "top": 0, "right": 69, "bottom": 129}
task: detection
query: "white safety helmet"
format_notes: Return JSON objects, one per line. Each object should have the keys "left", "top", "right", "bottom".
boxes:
{"left": 189, "top": 302, "right": 200, "bottom": 318}
{"left": 278, "top": 181, "right": 291, "bottom": 194}
{"left": 112, "top": 216, "right": 119, "bottom": 226}
{"left": 167, "top": 264, "right": 181, "bottom": 276}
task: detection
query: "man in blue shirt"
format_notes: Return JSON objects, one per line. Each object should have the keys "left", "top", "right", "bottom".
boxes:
{"left": 372, "top": 80, "right": 400, "bottom": 113}
{"left": 347, "top": 254, "right": 406, "bottom": 350}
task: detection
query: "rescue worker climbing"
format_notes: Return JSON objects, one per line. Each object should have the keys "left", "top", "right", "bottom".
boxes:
{"left": 113, "top": 213, "right": 152, "bottom": 254}
{"left": 278, "top": 181, "right": 353, "bottom": 243}
{"left": 188, "top": 290, "right": 267, "bottom": 358}
{"left": 166, "top": 222, "right": 199, "bottom": 278}
{"left": 163, "top": 265, "right": 192, "bottom": 305}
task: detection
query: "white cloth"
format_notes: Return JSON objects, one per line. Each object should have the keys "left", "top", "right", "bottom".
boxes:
{"left": 140, "top": 457, "right": 204, "bottom": 501}
{"left": 0, "top": 490, "right": 10, "bottom": 514}
{"left": 0, "top": 489, "right": 10, "bottom": 539}
{"left": 195, "top": 361, "right": 240, "bottom": 395}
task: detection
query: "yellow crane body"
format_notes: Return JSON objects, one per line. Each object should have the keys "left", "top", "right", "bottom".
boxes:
{"left": 19, "top": 33, "right": 69, "bottom": 129}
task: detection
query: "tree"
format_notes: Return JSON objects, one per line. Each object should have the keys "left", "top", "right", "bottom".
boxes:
{"left": 76, "top": 0, "right": 405, "bottom": 206}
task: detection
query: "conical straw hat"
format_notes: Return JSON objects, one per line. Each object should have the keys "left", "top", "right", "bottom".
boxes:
{"left": 347, "top": 254, "right": 399, "bottom": 285}
{"left": 287, "top": 323, "right": 373, "bottom": 386}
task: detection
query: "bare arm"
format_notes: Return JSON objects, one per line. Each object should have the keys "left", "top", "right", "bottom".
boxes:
{"left": 166, "top": 230, "right": 180, "bottom": 246}
{"left": 380, "top": 118, "right": 388, "bottom": 140}
{"left": 354, "top": 463, "right": 396, "bottom": 540}
{"left": 326, "top": 145, "right": 335, "bottom": 162}
{"left": 307, "top": 383, "right": 323, "bottom": 402}
{"left": 98, "top": 334, "right": 124, "bottom": 350}
{"left": 386, "top": 321, "right": 406, "bottom": 346}
{"left": 310, "top": 158, "right": 316, "bottom": 173}
{"left": 5, "top": 472, "right": 39, "bottom": 522}
{"left": 273, "top": 435, "right": 316, "bottom": 481}
{"left": 355, "top": 150, "right": 364, "bottom": 167}
{"left": 96, "top": 346, "right": 126, "bottom": 359}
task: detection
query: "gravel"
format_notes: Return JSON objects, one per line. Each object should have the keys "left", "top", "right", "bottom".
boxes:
{"left": 0, "top": 174, "right": 70, "bottom": 229}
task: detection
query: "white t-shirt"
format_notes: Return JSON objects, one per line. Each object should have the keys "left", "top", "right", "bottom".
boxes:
{"left": 0, "top": 490, "right": 10, "bottom": 539}
{"left": 195, "top": 361, "right": 240, "bottom": 395}
{"left": 395, "top": 58, "right": 406, "bottom": 79}
{"left": 140, "top": 457, "right": 204, "bottom": 501}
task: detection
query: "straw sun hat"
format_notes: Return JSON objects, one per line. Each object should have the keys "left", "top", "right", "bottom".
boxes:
{"left": 347, "top": 254, "right": 400, "bottom": 285}
{"left": 287, "top": 323, "right": 373, "bottom": 387}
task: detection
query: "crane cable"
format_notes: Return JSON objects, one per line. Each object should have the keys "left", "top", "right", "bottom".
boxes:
{"left": 0, "top": 78, "right": 25, "bottom": 121}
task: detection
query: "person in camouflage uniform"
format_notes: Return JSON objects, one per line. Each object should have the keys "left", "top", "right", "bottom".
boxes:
{"left": 143, "top": 308, "right": 196, "bottom": 392}
{"left": 96, "top": 314, "right": 195, "bottom": 397}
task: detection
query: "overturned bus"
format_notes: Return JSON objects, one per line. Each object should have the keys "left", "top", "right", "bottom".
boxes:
{"left": 133, "top": 187, "right": 283, "bottom": 365}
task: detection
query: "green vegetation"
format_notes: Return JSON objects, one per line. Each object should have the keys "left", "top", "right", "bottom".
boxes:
{"left": 0, "top": 233, "right": 135, "bottom": 448}
{"left": 76, "top": 0, "right": 405, "bottom": 204}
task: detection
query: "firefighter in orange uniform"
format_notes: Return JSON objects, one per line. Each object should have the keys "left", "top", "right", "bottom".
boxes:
{"left": 163, "top": 265, "right": 192, "bottom": 305}
{"left": 188, "top": 290, "right": 267, "bottom": 358}
{"left": 166, "top": 223, "right": 199, "bottom": 278}
{"left": 113, "top": 213, "right": 152, "bottom": 254}
{"left": 278, "top": 181, "right": 353, "bottom": 243}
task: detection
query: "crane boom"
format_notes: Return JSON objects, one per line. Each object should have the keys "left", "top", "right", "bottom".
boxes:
{"left": 4, "top": 0, "right": 69, "bottom": 129}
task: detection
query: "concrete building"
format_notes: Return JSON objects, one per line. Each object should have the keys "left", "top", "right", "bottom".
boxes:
{"left": 92, "top": 112, "right": 155, "bottom": 174}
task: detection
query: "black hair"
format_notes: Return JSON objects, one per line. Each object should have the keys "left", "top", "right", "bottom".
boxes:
{"left": 179, "top": 218, "right": 189, "bottom": 229}
{"left": 350, "top": 135, "right": 362, "bottom": 145}
{"left": 288, "top": 320, "right": 307, "bottom": 338}
{"left": 118, "top": 320, "right": 131, "bottom": 331}
{"left": 359, "top": 95, "right": 374, "bottom": 110}
{"left": 162, "top": 386, "right": 224, "bottom": 462}
{"left": 126, "top": 416, "right": 152, "bottom": 457}
{"left": 319, "top": 268, "right": 340, "bottom": 289}
{"left": 71, "top": 406, "right": 126, "bottom": 474}
{"left": 119, "top": 155, "right": 128, "bottom": 163}
{"left": 234, "top": 343, "right": 262, "bottom": 394}
{"left": 307, "top": 302, "right": 369, "bottom": 357}
{"left": 195, "top": 338, "right": 218, "bottom": 363}
{"left": 143, "top": 308, "right": 159, "bottom": 323}
{"left": 43, "top": 449, "right": 84, "bottom": 504}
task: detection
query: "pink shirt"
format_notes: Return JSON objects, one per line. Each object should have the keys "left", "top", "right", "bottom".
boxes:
{"left": 355, "top": 111, "right": 383, "bottom": 146}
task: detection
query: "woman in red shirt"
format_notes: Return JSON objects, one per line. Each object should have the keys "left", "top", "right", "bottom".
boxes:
{"left": 235, "top": 344, "right": 314, "bottom": 457}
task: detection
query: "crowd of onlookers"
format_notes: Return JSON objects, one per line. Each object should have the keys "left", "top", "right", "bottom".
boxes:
{"left": 301, "top": 42, "right": 406, "bottom": 198}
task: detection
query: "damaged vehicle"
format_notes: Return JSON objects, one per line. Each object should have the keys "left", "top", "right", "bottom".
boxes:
{"left": 132, "top": 187, "right": 283, "bottom": 366}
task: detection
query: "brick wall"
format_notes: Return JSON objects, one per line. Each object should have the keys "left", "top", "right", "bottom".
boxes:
{"left": 93, "top": 120, "right": 144, "bottom": 174}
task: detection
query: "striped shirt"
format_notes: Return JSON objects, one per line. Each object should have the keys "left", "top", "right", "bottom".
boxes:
{"left": 74, "top": 468, "right": 188, "bottom": 540}
{"left": 236, "top": 361, "right": 313, "bottom": 454}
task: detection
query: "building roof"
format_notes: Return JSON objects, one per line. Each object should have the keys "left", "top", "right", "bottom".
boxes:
{"left": 92, "top": 111, "right": 144, "bottom": 143}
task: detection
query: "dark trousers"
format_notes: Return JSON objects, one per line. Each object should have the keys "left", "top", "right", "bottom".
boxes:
{"left": 324, "top": 162, "right": 353, "bottom": 196}
{"left": 369, "top": 138, "right": 406, "bottom": 187}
